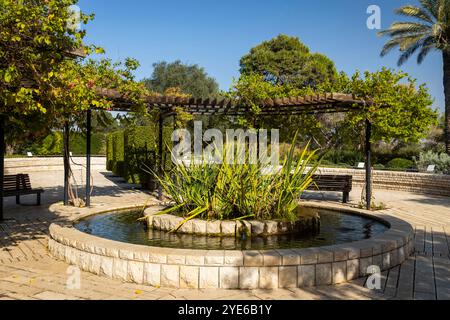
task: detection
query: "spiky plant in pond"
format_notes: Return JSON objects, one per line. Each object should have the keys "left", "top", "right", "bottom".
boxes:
{"left": 378, "top": 0, "right": 450, "bottom": 154}
{"left": 149, "top": 136, "right": 320, "bottom": 230}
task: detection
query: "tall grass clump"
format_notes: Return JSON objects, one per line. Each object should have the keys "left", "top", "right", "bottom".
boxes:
{"left": 151, "top": 137, "right": 321, "bottom": 225}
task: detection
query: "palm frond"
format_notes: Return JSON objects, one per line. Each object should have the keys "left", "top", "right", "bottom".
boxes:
{"left": 417, "top": 36, "right": 438, "bottom": 63}
{"left": 378, "top": 22, "right": 432, "bottom": 37}
{"left": 380, "top": 35, "right": 425, "bottom": 57}
{"left": 419, "top": 0, "right": 440, "bottom": 18}
{"left": 437, "top": 0, "right": 449, "bottom": 22}
{"left": 398, "top": 38, "right": 426, "bottom": 66}
{"left": 380, "top": 0, "right": 446, "bottom": 65}
{"left": 395, "top": 5, "right": 435, "bottom": 23}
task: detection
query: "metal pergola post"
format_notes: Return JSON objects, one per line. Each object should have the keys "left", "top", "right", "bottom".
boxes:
{"left": 63, "top": 121, "right": 70, "bottom": 206}
{"left": 365, "top": 119, "right": 372, "bottom": 210}
{"left": 0, "top": 115, "right": 5, "bottom": 221}
{"left": 85, "top": 109, "right": 92, "bottom": 207}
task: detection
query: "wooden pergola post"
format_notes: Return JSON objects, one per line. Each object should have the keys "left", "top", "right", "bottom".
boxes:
{"left": 85, "top": 109, "right": 92, "bottom": 207}
{"left": 63, "top": 121, "right": 70, "bottom": 206}
{"left": 365, "top": 119, "right": 372, "bottom": 210}
{"left": 157, "top": 113, "right": 164, "bottom": 200}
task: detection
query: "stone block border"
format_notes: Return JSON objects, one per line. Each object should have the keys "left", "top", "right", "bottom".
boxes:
{"left": 48, "top": 202, "right": 414, "bottom": 289}
{"left": 144, "top": 207, "right": 320, "bottom": 237}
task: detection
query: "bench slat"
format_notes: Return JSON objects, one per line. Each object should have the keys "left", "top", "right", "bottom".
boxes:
{"left": 2, "top": 174, "right": 43, "bottom": 199}
{"left": 305, "top": 175, "right": 352, "bottom": 203}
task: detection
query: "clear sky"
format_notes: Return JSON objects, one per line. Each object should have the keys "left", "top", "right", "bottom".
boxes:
{"left": 78, "top": 0, "right": 443, "bottom": 112}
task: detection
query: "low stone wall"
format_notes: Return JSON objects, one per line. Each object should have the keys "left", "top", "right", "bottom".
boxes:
{"left": 5, "top": 157, "right": 106, "bottom": 174}
{"left": 144, "top": 206, "right": 320, "bottom": 237}
{"left": 316, "top": 167, "right": 450, "bottom": 197}
{"left": 48, "top": 202, "right": 414, "bottom": 289}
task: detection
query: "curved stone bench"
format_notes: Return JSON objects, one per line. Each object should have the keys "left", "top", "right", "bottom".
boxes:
{"left": 48, "top": 202, "right": 414, "bottom": 289}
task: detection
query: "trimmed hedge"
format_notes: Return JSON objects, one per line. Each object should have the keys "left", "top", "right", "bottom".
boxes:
{"left": 29, "top": 131, "right": 106, "bottom": 156}
{"left": 323, "top": 149, "right": 364, "bottom": 167}
{"left": 387, "top": 158, "right": 414, "bottom": 170}
{"left": 69, "top": 132, "right": 105, "bottom": 155}
{"left": 106, "top": 133, "right": 114, "bottom": 171}
{"left": 106, "top": 125, "right": 174, "bottom": 190}
{"left": 33, "top": 131, "right": 63, "bottom": 155}
{"left": 124, "top": 126, "right": 157, "bottom": 187}
{"left": 110, "top": 131, "right": 125, "bottom": 177}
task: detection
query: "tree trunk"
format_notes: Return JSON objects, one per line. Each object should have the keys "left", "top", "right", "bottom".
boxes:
{"left": 444, "top": 51, "right": 450, "bottom": 154}
{"left": 5, "top": 144, "right": 14, "bottom": 155}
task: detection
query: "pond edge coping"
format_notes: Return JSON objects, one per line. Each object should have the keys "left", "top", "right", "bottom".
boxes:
{"left": 47, "top": 201, "right": 414, "bottom": 289}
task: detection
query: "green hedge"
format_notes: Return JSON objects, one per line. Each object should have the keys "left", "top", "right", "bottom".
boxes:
{"left": 106, "top": 125, "right": 174, "bottom": 190}
{"left": 323, "top": 149, "right": 364, "bottom": 167}
{"left": 110, "top": 131, "right": 125, "bottom": 177}
{"left": 387, "top": 158, "right": 414, "bottom": 170}
{"left": 29, "top": 131, "right": 106, "bottom": 156}
{"left": 124, "top": 126, "right": 157, "bottom": 187}
{"left": 69, "top": 132, "right": 105, "bottom": 155}
{"left": 106, "top": 133, "right": 114, "bottom": 171}
{"left": 32, "top": 131, "right": 63, "bottom": 155}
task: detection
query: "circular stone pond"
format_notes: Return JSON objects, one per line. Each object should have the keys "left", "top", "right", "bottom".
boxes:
{"left": 48, "top": 202, "right": 414, "bottom": 289}
{"left": 75, "top": 208, "right": 388, "bottom": 251}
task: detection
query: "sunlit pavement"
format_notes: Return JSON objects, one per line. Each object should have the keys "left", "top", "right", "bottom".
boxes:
{"left": 1, "top": 170, "right": 450, "bottom": 300}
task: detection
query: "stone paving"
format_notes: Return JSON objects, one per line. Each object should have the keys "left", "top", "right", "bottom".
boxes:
{"left": 1, "top": 169, "right": 450, "bottom": 300}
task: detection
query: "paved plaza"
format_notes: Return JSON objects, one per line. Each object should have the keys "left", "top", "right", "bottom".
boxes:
{"left": 1, "top": 169, "right": 450, "bottom": 300}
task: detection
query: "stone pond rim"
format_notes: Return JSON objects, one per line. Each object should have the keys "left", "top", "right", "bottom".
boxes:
{"left": 47, "top": 201, "right": 414, "bottom": 289}
{"left": 143, "top": 205, "right": 321, "bottom": 237}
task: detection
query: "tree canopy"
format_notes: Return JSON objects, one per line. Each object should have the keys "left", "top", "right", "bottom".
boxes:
{"left": 239, "top": 34, "right": 337, "bottom": 88}
{"left": 0, "top": 0, "right": 96, "bottom": 114}
{"left": 227, "top": 69, "right": 438, "bottom": 149}
{"left": 378, "top": 0, "right": 450, "bottom": 154}
{"left": 144, "top": 61, "right": 219, "bottom": 98}
{"left": 320, "top": 68, "right": 438, "bottom": 143}
{"left": 0, "top": 0, "right": 149, "bottom": 149}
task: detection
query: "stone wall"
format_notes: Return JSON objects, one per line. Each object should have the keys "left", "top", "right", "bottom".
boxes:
{"left": 316, "top": 167, "right": 450, "bottom": 197}
{"left": 5, "top": 157, "right": 106, "bottom": 174}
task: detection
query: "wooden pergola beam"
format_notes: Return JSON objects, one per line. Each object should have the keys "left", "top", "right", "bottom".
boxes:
{"left": 97, "top": 90, "right": 369, "bottom": 117}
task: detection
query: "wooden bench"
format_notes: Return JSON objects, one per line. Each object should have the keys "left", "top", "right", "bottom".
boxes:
{"left": 2, "top": 174, "right": 44, "bottom": 205}
{"left": 307, "top": 175, "right": 353, "bottom": 203}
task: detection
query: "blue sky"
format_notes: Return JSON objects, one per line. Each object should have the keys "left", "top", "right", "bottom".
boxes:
{"left": 78, "top": 0, "right": 443, "bottom": 112}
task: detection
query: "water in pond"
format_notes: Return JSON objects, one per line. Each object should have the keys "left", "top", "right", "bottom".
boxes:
{"left": 75, "top": 209, "right": 388, "bottom": 250}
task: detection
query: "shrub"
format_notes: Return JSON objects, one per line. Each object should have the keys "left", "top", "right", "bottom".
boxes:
{"left": 106, "top": 124, "right": 178, "bottom": 188}
{"left": 29, "top": 131, "right": 106, "bottom": 156}
{"left": 415, "top": 151, "right": 450, "bottom": 174}
{"left": 110, "top": 131, "right": 125, "bottom": 176}
{"left": 32, "top": 131, "right": 63, "bottom": 155}
{"left": 106, "top": 134, "right": 114, "bottom": 171}
{"left": 395, "top": 144, "right": 422, "bottom": 160}
{"left": 69, "top": 132, "right": 105, "bottom": 155}
{"left": 373, "top": 164, "right": 385, "bottom": 170}
{"left": 320, "top": 159, "right": 334, "bottom": 166}
{"left": 336, "top": 163, "right": 352, "bottom": 168}
{"left": 154, "top": 139, "right": 321, "bottom": 223}
{"left": 124, "top": 126, "right": 158, "bottom": 188}
{"left": 323, "top": 149, "right": 363, "bottom": 166}
{"left": 386, "top": 158, "right": 414, "bottom": 170}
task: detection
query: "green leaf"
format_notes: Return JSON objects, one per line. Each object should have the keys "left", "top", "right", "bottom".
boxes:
{"left": 4, "top": 72, "right": 12, "bottom": 83}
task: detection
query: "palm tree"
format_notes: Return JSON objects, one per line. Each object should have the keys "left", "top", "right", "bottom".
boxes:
{"left": 379, "top": 0, "right": 450, "bottom": 154}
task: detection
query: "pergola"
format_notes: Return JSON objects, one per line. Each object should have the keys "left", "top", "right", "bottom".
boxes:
{"left": 0, "top": 92, "right": 376, "bottom": 221}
